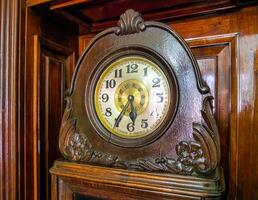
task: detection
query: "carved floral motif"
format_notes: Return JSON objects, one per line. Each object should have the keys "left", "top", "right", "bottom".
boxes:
{"left": 121, "top": 96, "right": 220, "bottom": 176}
{"left": 59, "top": 98, "right": 118, "bottom": 165}
{"left": 59, "top": 96, "right": 220, "bottom": 176}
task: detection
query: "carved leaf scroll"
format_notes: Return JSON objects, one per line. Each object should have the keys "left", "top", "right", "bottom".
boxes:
{"left": 59, "top": 96, "right": 220, "bottom": 176}
{"left": 115, "top": 9, "right": 146, "bottom": 36}
{"left": 59, "top": 98, "right": 118, "bottom": 165}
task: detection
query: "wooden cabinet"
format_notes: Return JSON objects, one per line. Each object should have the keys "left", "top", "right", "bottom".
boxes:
{"left": 0, "top": 0, "right": 257, "bottom": 199}
{"left": 50, "top": 8, "right": 225, "bottom": 199}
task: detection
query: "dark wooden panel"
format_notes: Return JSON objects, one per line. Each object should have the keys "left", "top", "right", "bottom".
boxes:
{"left": 189, "top": 37, "right": 234, "bottom": 192}
{"left": 23, "top": 7, "right": 78, "bottom": 199}
{"left": 174, "top": 7, "right": 258, "bottom": 200}
{"left": 39, "top": 49, "right": 67, "bottom": 200}
{"left": 77, "top": 0, "right": 207, "bottom": 21}
{"left": 28, "top": 0, "right": 258, "bottom": 34}
{"left": 52, "top": 0, "right": 258, "bottom": 33}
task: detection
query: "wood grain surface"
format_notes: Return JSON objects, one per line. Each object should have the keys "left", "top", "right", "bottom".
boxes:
{"left": 1, "top": 0, "right": 257, "bottom": 199}
{"left": 78, "top": 6, "right": 258, "bottom": 199}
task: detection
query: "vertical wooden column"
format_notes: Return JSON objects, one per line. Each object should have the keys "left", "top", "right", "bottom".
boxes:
{"left": 0, "top": 0, "right": 20, "bottom": 199}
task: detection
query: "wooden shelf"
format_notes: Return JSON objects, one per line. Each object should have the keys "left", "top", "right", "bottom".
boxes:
{"left": 50, "top": 160, "right": 225, "bottom": 199}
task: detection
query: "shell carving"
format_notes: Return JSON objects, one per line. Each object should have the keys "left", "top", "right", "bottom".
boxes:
{"left": 115, "top": 9, "right": 146, "bottom": 35}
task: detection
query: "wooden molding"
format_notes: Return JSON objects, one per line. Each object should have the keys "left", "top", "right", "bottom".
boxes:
{"left": 186, "top": 34, "right": 238, "bottom": 200}
{"left": 50, "top": 160, "right": 225, "bottom": 199}
{"left": 50, "top": 0, "right": 93, "bottom": 10}
{"left": 28, "top": 35, "right": 76, "bottom": 199}
{"left": 27, "top": 0, "right": 53, "bottom": 7}
{"left": 0, "top": 0, "right": 20, "bottom": 199}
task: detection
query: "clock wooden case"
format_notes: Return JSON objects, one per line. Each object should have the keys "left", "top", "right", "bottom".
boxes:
{"left": 51, "top": 9, "right": 225, "bottom": 199}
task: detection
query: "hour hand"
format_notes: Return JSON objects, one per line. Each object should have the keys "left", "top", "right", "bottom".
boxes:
{"left": 114, "top": 100, "right": 129, "bottom": 128}
{"left": 128, "top": 95, "right": 137, "bottom": 125}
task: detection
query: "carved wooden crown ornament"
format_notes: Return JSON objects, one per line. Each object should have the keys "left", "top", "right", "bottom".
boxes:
{"left": 58, "top": 9, "right": 222, "bottom": 179}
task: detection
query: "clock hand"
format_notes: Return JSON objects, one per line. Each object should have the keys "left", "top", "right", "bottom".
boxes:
{"left": 128, "top": 95, "right": 137, "bottom": 125}
{"left": 114, "top": 100, "right": 130, "bottom": 128}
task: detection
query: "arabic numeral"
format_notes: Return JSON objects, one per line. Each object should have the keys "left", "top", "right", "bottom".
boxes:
{"left": 126, "top": 64, "right": 138, "bottom": 73}
{"left": 143, "top": 67, "right": 148, "bottom": 76}
{"left": 105, "top": 107, "right": 112, "bottom": 117}
{"left": 141, "top": 119, "right": 148, "bottom": 128}
{"left": 114, "top": 69, "right": 122, "bottom": 78}
{"left": 101, "top": 93, "right": 109, "bottom": 103}
{"left": 150, "top": 109, "right": 159, "bottom": 117}
{"left": 127, "top": 122, "right": 135, "bottom": 132}
{"left": 105, "top": 79, "right": 116, "bottom": 88}
{"left": 152, "top": 77, "right": 160, "bottom": 87}
{"left": 156, "top": 93, "right": 164, "bottom": 103}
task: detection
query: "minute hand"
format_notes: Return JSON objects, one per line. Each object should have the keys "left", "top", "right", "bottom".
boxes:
{"left": 114, "top": 100, "right": 130, "bottom": 128}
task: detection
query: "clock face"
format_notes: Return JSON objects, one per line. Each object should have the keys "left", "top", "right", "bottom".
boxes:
{"left": 94, "top": 56, "right": 172, "bottom": 140}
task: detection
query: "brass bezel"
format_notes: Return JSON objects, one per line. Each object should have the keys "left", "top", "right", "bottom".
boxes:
{"left": 94, "top": 56, "right": 170, "bottom": 139}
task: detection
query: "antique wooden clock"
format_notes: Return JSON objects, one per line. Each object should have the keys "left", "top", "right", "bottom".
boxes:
{"left": 50, "top": 9, "right": 225, "bottom": 200}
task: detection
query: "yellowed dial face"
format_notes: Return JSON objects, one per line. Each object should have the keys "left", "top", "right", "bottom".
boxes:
{"left": 94, "top": 56, "right": 171, "bottom": 139}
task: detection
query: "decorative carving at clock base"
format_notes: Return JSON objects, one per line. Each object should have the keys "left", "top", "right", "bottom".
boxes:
{"left": 59, "top": 95, "right": 220, "bottom": 176}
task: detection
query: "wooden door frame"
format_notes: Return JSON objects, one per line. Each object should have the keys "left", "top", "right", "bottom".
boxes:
{"left": 0, "top": 1, "right": 76, "bottom": 199}
{"left": 27, "top": 35, "right": 75, "bottom": 200}
{"left": 0, "top": 0, "right": 25, "bottom": 199}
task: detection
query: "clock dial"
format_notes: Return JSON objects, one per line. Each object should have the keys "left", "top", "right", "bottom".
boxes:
{"left": 94, "top": 56, "right": 171, "bottom": 139}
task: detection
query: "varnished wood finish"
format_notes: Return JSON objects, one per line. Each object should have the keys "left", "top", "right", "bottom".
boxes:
{"left": 1, "top": 0, "right": 257, "bottom": 199}
{"left": 78, "top": 6, "right": 258, "bottom": 199}
{"left": 23, "top": 8, "right": 78, "bottom": 200}
{"left": 50, "top": 160, "right": 225, "bottom": 200}
{"left": 50, "top": 0, "right": 92, "bottom": 10}
{"left": 39, "top": 44, "right": 72, "bottom": 200}
{"left": 28, "top": 0, "right": 258, "bottom": 34}
{"left": 173, "top": 8, "right": 258, "bottom": 199}
{"left": 53, "top": 9, "right": 224, "bottom": 200}
{"left": 59, "top": 9, "right": 221, "bottom": 176}
{"left": 27, "top": 0, "right": 53, "bottom": 7}
{"left": 0, "top": 0, "right": 21, "bottom": 199}
{"left": 187, "top": 34, "right": 238, "bottom": 190}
